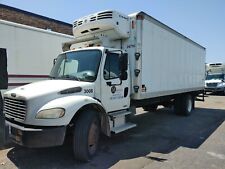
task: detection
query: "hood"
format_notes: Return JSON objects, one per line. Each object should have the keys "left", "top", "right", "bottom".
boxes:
{"left": 4, "top": 80, "right": 93, "bottom": 100}
{"left": 205, "top": 79, "right": 223, "bottom": 83}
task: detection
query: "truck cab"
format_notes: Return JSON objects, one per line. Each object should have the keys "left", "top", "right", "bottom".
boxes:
{"left": 50, "top": 47, "right": 130, "bottom": 113}
{"left": 205, "top": 73, "right": 225, "bottom": 93}
{"left": 4, "top": 46, "right": 134, "bottom": 161}
{"left": 4, "top": 10, "right": 136, "bottom": 161}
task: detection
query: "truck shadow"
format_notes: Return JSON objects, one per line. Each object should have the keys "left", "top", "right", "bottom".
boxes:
{"left": 205, "top": 92, "right": 225, "bottom": 96}
{"left": 6, "top": 107, "right": 225, "bottom": 169}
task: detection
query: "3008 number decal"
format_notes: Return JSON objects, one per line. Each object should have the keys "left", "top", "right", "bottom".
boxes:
{"left": 84, "top": 89, "right": 93, "bottom": 93}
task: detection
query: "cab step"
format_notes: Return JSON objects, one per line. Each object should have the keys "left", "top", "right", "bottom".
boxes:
{"left": 109, "top": 110, "right": 132, "bottom": 118}
{"left": 111, "top": 122, "right": 137, "bottom": 134}
{"left": 109, "top": 110, "right": 137, "bottom": 134}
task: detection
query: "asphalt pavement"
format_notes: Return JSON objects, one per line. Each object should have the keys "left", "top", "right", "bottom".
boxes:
{"left": 0, "top": 94, "right": 225, "bottom": 169}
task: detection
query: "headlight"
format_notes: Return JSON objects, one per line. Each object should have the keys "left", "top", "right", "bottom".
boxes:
{"left": 36, "top": 108, "right": 65, "bottom": 119}
{"left": 217, "top": 82, "right": 225, "bottom": 87}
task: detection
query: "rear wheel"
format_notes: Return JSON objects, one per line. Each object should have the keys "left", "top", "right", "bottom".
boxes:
{"left": 73, "top": 110, "right": 100, "bottom": 162}
{"left": 174, "top": 94, "right": 193, "bottom": 116}
{"left": 192, "top": 96, "right": 196, "bottom": 110}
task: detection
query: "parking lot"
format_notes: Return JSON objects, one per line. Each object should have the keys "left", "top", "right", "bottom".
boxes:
{"left": 0, "top": 94, "right": 225, "bottom": 169}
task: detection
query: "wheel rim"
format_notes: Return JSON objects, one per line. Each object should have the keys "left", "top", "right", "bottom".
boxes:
{"left": 187, "top": 96, "right": 192, "bottom": 112}
{"left": 88, "top": 118, "right": 100, "bottom": 155}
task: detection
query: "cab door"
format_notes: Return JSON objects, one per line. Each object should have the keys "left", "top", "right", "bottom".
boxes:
{"left": 101, "top": 51, "right": 130, "bottom": 112}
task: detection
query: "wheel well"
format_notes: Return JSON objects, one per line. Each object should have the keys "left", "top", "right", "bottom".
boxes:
{"left": 69, "top": 104, "right": 110, "bottom": 137}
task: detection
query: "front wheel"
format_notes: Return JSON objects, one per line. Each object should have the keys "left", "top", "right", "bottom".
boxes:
{"left": 73, "top": 110, "right": 100, "bottom": 162}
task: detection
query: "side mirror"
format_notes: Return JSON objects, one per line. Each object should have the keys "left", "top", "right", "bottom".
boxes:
{"left": 120, "top": 72, "right": 128, "bottom": 80}
{"left": 53, "top": 58, "right": 57, "bottom": 65}
{"left": 119, "top": 53, "right": 128, "bottom": 72}
{"left": 119, "top": 53, "right": 128, "bottom": 81}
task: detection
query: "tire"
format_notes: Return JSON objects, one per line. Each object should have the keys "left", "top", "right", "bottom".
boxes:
{"left": 174, "top": 94, "right": 193, "bottom": 116}
{"left": 143, "top": 105, "right": 158, "bottom": 112}
{"left": 73, "top": 110, "right": 100, "bottom": 162}
{"left": 174, "top": 95, "right": 182, "bottom": 115}
{"left": 192, "top": 96, "right": 196, "bottom": 110}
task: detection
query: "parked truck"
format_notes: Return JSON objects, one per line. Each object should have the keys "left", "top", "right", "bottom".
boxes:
{"left": 0, "top": 19, "right": 74, "bottom": 91}
{"left": 3, "top": 11, "right": 206, "bottom": 161}
{"left": 205, "top": 63, "right": 225, "bottom": 94}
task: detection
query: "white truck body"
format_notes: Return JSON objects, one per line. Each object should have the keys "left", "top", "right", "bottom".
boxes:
{"left": 129, "top": 13, "right": 205, "bottom": 100}
{"left": 0, "top": 19, "right": 74, "bottom": 90}
{"left": 205, "top": 63, "right": 225, "bottom": 93}
{"left": 3, "top": 10, "right": 206, "bottom": 161}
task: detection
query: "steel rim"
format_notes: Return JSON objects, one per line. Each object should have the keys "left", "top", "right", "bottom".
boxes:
{"left": 88, "top": 118, "right": 99, "bottom": 155}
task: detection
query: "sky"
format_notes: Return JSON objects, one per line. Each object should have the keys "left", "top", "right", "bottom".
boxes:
{"left": 1, "top": 0, "right": 225, "bottom": 63}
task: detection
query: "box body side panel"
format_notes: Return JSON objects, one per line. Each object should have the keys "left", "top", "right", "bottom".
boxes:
{"left": 138, "top": 19, "right": 205, "bottom": 99}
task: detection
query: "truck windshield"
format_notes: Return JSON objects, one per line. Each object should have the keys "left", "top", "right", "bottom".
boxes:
{"left": 50, "top": 50, "right": 102, "bottom": 82}
{"left": 206, "top": 74, "right": 224, "bottom": 80}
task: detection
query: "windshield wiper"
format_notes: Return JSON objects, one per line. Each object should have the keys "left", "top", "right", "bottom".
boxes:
{"left": 58, "top": 75, "right": 81, "bottom": 81}
{"left": 49, "top": 76, "right": 56, "bottom": 79}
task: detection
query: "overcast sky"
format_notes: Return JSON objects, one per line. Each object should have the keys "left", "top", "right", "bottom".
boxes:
{"left": 1, "top": 0, "right": 225, "bottom": 63}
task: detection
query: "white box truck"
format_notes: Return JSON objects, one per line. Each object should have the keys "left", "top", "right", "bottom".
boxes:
{"left": 3, "top": 11, "right": 206, "bottom": 161}
{"left": 205, "top": 63, "right": 225, "bottom": 93}
{"left": 0, "top": 19, "right": 74, "bottom": 91}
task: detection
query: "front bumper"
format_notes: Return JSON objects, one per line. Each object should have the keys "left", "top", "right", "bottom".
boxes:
{"left": 6, "top": 120, "right": 66, "bottom": 148}
{"left": 205, "top": 87, "right": 225, "bottom": 92}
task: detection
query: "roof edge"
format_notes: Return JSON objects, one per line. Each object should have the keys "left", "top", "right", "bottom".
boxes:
{"left": 136, "top": 11, "right": 206, "bottom": 50}
{"left": 0, "top": 4, "right": 72, "bottom": 27}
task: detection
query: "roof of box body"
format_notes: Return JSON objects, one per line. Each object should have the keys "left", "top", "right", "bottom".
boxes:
{"left": 0, "top": 4, "right": 72, "bottom": 27}
{"left": 131, "top": 11, "right": 206, "bottom": 50}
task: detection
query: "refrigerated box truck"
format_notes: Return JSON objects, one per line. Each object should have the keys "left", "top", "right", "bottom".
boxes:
{"left": 0, "top": 19, "right": 74, "bottom": 91}
{"left": 3, "top": 11, "right": 206, "bottom": 161}
{"left": 205, "top": 63, "right": 225, "bottom": 93}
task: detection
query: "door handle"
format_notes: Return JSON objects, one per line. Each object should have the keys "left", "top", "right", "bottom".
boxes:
{"left": 124, "top": 87, "right": 129, "bottom": 97}
{"left": 106, "top": 82, "right": 112, "bottom": 86}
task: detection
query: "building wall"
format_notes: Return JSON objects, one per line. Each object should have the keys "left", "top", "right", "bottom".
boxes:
{"left": 0, "top": 4, "right": 73, "bottom": 35}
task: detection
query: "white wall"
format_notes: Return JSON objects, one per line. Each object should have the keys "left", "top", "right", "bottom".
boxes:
{"left": 0, "top": 20, "right": 74, "bottom": 89}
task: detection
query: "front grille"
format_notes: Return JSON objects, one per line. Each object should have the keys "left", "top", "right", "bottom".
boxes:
{"left": 4, "top": 98, "right": 27, "bottom": 121}
{"left": 206, "top": 83, "right": 218, "bottom": 87}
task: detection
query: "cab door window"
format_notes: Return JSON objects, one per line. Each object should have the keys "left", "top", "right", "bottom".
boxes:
{"left": 104, "top": 53, "right": 120, "bottom": 80}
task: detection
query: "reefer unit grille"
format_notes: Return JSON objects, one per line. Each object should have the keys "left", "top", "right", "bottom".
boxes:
{"left": 4, "top": 98, "right": 27, "bottom": 121}
{"left": 97, "top": 11, "right": 113, "bottom": 20}
{"left": 73, "top": 11, "right": 113, "bottom": 28}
